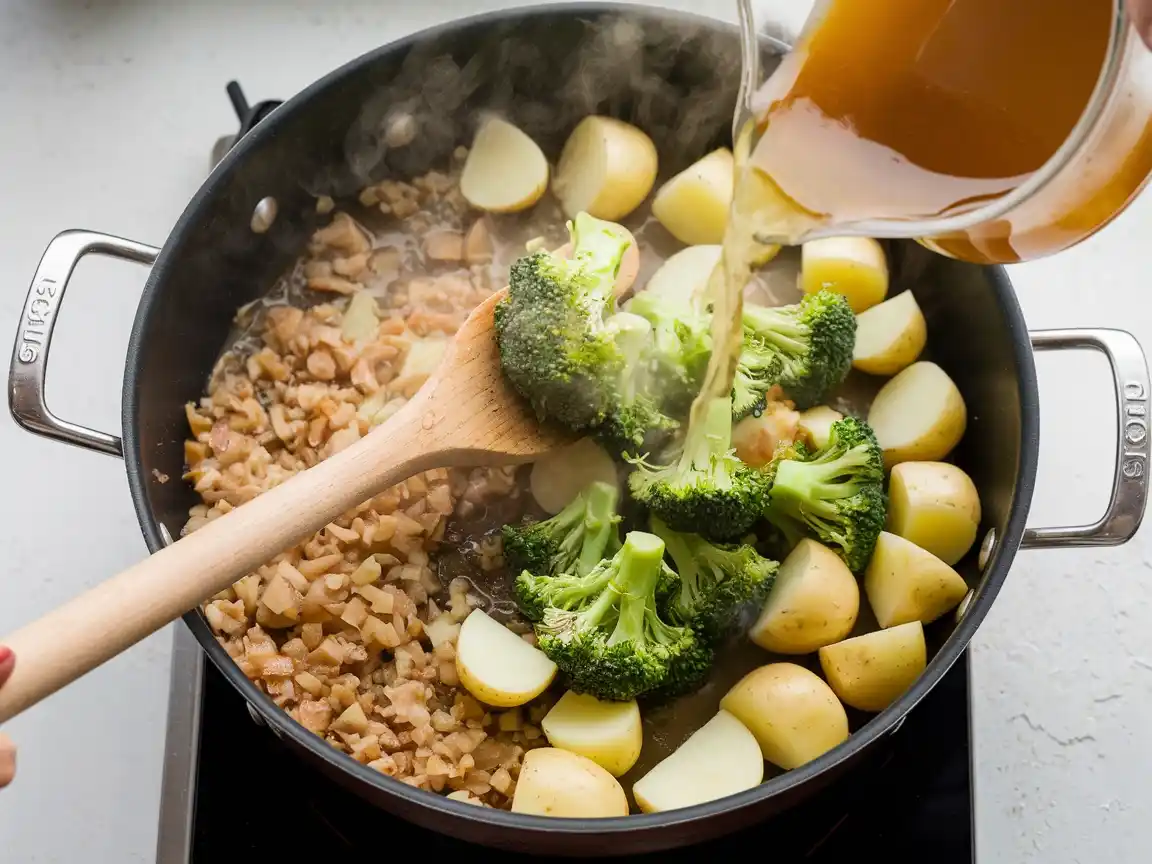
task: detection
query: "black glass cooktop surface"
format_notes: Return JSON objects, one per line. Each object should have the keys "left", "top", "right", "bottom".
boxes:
{"left": 188, "top": 652, "right": 972, "bottom": 862}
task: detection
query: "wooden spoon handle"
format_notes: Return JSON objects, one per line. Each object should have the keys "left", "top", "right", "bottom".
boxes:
{"left": 0, "top": 395, "right": 440, "bottom": 724}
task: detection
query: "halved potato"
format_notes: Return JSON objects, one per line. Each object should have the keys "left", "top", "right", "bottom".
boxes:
{"left": 719, "top": 664, "right": 848, "bottom": 770}
{"left": 796, "top": 405, "right": 843, "bottom": 451}
{"left": 512, "top": 748, "right": 629, "bottom": 818}
{"left": 864, "top": 531, "right": 969, "bottom": 628}
{"left": 867, "top": 362, "right": 967, "bottom": 466}
{"left": 553, "top": 116, "right": 658, "bottom": 221}
{"left": 749, "top": 539, "right": 859, "bottom": 654}
{"left": 641, "top": 244, "right": 722, "bottom": 307}
{"left": 801, "top": 237, "right": 888, "bottom": 313}
{"left": 455, "top": 610, "right": 557, "bottom": 707}
{"left": 632, "top": 710, "right": 763, "bottom": 813}
{"left": 530, "top": 437, "right": 618, "bottom": 516}
{"left": 652, "top": 148, "right": 735, "bottom": 245}
{"left": 852, "top": 291, "right": 927, "bottom": 375}
{"left": 887, "top": 461, "right": 981, "bottom": 565}
{"left": 818, "top": 622, "right": 927, "bottom": 712}
{"left": 541, "top": 691, "right": 642, "bottom": 777}
{"left": 460, "top": 117, "right": 549, "bottom": 213}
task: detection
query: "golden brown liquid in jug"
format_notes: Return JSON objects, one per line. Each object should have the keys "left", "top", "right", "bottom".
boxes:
{"left": 693, "top": 0, "right": 1150, "bottom": 423}
{"left": 739, "top": 0, "right": 1148, "bottom": 263}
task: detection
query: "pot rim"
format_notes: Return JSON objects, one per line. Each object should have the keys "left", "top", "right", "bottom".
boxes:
{"left": 121, "top": 1, "right": 1039, "bottom": 842}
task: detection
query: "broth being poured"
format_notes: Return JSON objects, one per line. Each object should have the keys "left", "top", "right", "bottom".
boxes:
{"left": 690, "top": 0, "right": 1136, "bottom": 429}
{"left": 724, "top": 0, "right": 1152, "bottom": 267}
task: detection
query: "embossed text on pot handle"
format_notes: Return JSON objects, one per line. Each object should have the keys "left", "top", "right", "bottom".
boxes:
{"left": 8, "top": 230, "right": 160, "bottom": 458}
{"left": 1023, "top": 329, "right": 1149, "bottom": 549}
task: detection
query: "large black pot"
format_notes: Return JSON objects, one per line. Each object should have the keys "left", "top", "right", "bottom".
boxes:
{"left": 9, "top": 3, "right": 1150, "bottom": 856}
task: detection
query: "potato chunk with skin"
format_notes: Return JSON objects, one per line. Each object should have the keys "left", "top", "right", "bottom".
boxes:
{"left": 640, "top": 244, "right": 722, "bottom": 307}
{"left": 801, "top": 236, "right": 888, "bottom": 313}
{"left": 749, "top": 539, "right": 859, "bottom": 654}
{"left": 864, "top": 532, "right": 969, "bottom": 628}
{"left": 868, "top": 362, "right": 967, "bottom": 466}
{"left": 720, "top": 664, "right": 848, "bottom": 770}
{"left": 455, "top": 610, "right": 557, "bottom": 707}
{"left": 512, "top": 748, "right": 629, "bottom": 817}
{"left": 632, "top": 711, "right": 763, "bottom": 813}
{"left": 541, "top": 691, "right": 642, "bottom": 777}
{"left": 852, "top": 290, "right": 927, "bottom": 375}
{"left": 459, "top": 117, "right": 548, "bottom": 213}
{"left": 529, "top": 437, "right": 618, "bottom": 516}
{"left": 651, "top": 148, "right": 735, "bottom": 245}
{"left": 818, "top": 622, "right": 927, "bottom": 713}
{"left": 887, "top": 461, "right": 981, "bottom": 565}
{"left": 553, "top": 116, "right": 658, "bottom": 221}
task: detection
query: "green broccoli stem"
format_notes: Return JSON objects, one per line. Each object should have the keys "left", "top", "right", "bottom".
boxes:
{"left": 551, "top": 490, "right": 592, "bottom": 534}
{"left": 577, "top": 481, "right": 620, "bottom": 575}
{"left": 650, "top": 517, "right": 703, "bottom": 617}
{"left": 772, "top": 446, "right": 874, "bottom": 511}
{"left": 744, "top": 304, "right": 807, "bottom": 355}
{"left": 677, "top": 396, "right": 735, "bottom": 491}
{"left": 605, "top": 532, "right": 667, "bottom": 648}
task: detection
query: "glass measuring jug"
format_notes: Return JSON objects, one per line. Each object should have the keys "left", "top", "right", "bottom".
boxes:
{"left": 736, "top": 0, "right": 1152, "bottom": 264}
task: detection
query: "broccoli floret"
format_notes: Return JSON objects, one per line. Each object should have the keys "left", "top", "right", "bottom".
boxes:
{"left": 597, "top": 402, "right": 679, "bottom": 459}
{"left": 629, "top": 396, "right": 770, "bottom": 541}
{"left": 764, "top": 416, "right": 887, "bottom": 572}
{"left": 742, "top": 290, "right": 856, "bottom": 409}
{"left": 731, "top": 337, "right": 784, "bottom": 420}
{"left": 626, "top": 290, "right": 712, "bottom": 406}
{"left": 651, "top": 516, "right": 778, "bottom": 643}
{"left": 494, "top": 213, "right": 632, "bottom": 430}
{"left": 504, "top": 481, "right": 621, "bottom": 618}
{"left": 595, "top": 311, "right": 680, "bottom": 457}
{"left": 531, "top": 531, "right": 711, "bottom": 702}
{"left": 595, "top": 287, "right": 715, "bottom": 457}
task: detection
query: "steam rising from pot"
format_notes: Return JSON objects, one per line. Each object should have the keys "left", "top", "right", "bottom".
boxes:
{"left": 338, "top": 12, "right": 749, "bottom": 191}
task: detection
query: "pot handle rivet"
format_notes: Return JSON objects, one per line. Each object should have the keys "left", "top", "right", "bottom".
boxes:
{"left": 8, "top": 230, "right": 160, "bottom": 458}
{"left": 1022, "top": 329, "right": 1150, "bottom": 549}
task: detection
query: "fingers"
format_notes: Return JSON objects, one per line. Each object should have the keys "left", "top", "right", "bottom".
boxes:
{"left": 1128, "top": 0, "right": 1152, "bottom": 49}
{"left": 0, "top": 734, "right": 13, "bottom": 788}
{"left": 0, "top": 647, "right": 13, "bottom": 788}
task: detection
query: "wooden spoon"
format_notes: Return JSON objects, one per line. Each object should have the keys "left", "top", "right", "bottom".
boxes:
{"left": 0, "top": 289, "right": 579, "bottom": 723}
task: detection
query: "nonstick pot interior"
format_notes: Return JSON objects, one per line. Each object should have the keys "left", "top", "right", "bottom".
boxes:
{"left": 120, "top": 4, "right": 1037, "bottom": 855}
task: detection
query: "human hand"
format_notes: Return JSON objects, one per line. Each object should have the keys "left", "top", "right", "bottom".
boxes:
{"left": 0, "top": 647, "right": 15, "bottom": 788}
{"left": 1128, "top": 0, "right": 1152, "bottom": 49}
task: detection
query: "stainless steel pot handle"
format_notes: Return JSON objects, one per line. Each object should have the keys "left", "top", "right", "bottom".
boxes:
{"left": 1022, "top": 328, "right": 1150, "bottom": 549}
{"left": 8, "top": 230, "right": 159, "bottom": 458}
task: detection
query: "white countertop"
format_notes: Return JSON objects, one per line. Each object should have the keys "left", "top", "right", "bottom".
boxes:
{"left": 1, "top": 1, "right": 1149, "bottom": 861}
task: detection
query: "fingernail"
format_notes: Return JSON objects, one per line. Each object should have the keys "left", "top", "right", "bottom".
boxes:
{"left": 0, "top": 646, "right": 13, "bottom": 672}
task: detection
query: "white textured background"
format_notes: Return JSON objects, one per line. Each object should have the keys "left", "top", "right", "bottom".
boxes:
{"left": 0, "top": 1, "right": 1147, "bottom": 861}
